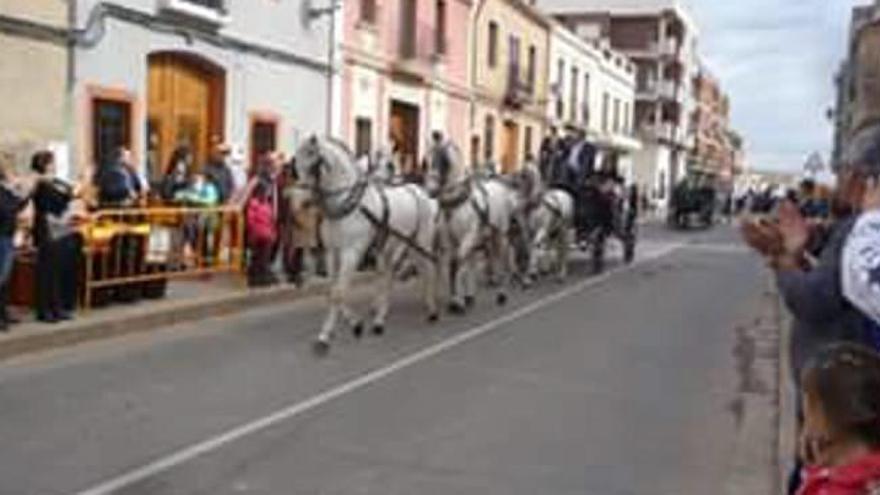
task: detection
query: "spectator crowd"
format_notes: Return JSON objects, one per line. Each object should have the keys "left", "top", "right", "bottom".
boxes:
{"left": 741, "top": 124, "right": 880, "bottom": 495}
{"left": 0, "top": 141, "right": 323, "bottom": 332}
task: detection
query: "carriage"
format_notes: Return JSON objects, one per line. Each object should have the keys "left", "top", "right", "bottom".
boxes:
{"left": 572, "top": 178, "right": 638, "bottom": 274}
{"left": 667, "top": 177, "right": 716, "bottom": 229}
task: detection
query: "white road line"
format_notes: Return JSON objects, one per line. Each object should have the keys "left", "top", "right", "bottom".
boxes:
{"left": 72, "top": 242, "right": 684, "bottom": 495}
{"left": 682, "top": 243, "right": 751, "bottom": 255}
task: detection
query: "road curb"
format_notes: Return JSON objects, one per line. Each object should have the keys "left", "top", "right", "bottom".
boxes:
{"left": 0, "top": 275, "right": 370, "bottom": 362}
{"left": 774, "top": 283, "right": 796, "bottom": 493}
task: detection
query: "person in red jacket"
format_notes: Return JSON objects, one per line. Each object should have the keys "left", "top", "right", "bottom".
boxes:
{"left": 245, "top": 181, "right": 278, "bottom": 287}
{"left": 797, "top": 343, "right": 880, "bottom": 495}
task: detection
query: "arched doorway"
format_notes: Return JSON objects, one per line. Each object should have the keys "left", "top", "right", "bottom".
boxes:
{"left": 147, "top": 52, "right": 225, "bottom": 180}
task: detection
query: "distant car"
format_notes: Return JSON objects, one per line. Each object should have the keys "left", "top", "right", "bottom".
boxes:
{"left": 668, "top": 179, "right": 716, "bottom": 229}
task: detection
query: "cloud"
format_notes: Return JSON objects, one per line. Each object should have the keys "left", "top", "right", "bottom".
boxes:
{"left": 689, "top": 0, "right": 863, "bottom": 172}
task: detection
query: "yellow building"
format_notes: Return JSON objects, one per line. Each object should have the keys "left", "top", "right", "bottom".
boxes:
{"left": 469, "top": 0, "right": 549, "bottom": 173}
{"left": 0, "top": 0, "right": 69, "bottom": 173}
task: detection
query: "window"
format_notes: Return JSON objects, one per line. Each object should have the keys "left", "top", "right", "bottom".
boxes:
{"left": 613, "top": 98, "right": 620, "bottom": 133}
{"left": 92, "top": 98, "right": 132, "bottom": 171}
{"left": 360, "top": 0, "right": 377, "bottom": 24}
{"left": 484, "top": 115, "right": 495, "bottom": 162}
{"left": 488, "top": 22, "right": 499, "bottom": 68}
{"left": 400, "top": 0, "right": 417, "bottom": 58}
{"left": 556, "top": 58, "right": 565, "bottom": 119}
{"left": 250, "top": 119, "right": 277, "bottom": 169}
{"left": 582, "top": 73, "right": 591, "bottom": 124}
{"left": 527, "top": 45, "right": 536, "bottom": 91}
{"left": 623, "top": 102, "right": 630, "bottom": 134}
{"left": 602, "top": 92, "right": 609, "bottom": 132}
{"left": 435, "top": 0, "right": 447, "bottom": 54}
{"left": 570, "top": 67, "right": 579, "bottom": 122}
{"left": 182, "top": 0, "right": 224, "bottom": 9}
{"left": 355, "top": 118, "right": 373, "bottom": 157}
{"left": 524, "top": 126, "right": 533, "bottom": 159}
{"left": 508, "top": 35, "right": 521, "bottom": 71}
{"left": 470, "top": 135, "right": 480, "bottom": 168}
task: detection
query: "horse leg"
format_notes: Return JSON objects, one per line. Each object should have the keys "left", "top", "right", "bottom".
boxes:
{"left": 420, "top": 254, "right": 439, "bottom": 323}
{"left": 495, "top": 232, "right": 511, "bottom": 306}
{"left": 527, "top": 225, "right": 547, "bottom": 286}
{"left": 556, "top": 226, "right": 569, "bottom": 281}
{"left": 369, "top": 248, "right": 398, "bottom": 336}
{"left": 314, "top": 248, "right": 342, "bottom": 355}
{"left": 335, "top": 247, "right": 365, "bottom": 339}
{"left": 450, "top": 231, "right": 477, "bottom": 314}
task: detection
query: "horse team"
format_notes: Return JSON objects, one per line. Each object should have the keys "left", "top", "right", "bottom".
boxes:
{"left": 293, "top": 135, "right": 630, "bottom": 355}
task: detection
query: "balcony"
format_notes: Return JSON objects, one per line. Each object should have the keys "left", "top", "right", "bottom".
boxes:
{"left": 659, "top": 38, "right": 679, "bottom": 58}
{"left": 158, "top": 0, "right": 229, "bottom": 27}
{"left": 658, "top": 80, "right": 684, "bottom": 103}
{"left": 393, "top": 22, "right": 446, "bottom": 79}
{"left": 504, "top": 65, "right": 533, "bottom": 109}
{"left": 636, "top": 79, "right": 658, "bottom": 100}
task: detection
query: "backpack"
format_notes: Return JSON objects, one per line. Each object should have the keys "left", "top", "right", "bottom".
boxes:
{"left": 246, "top": 198, "right": 276, "bottom": 244}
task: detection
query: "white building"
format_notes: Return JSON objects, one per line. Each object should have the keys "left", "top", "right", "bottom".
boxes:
{"left": 537, "top": 0, "right": 699, "bottom": 210}
{"left": 71, "top": 0, "right": 332, "bottom": 180}
{"left": 547, "top": 23, "right": 641, "bottom": 183}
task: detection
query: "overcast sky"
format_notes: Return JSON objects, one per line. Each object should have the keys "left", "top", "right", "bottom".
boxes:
{"left": 689, "top": 0, "right": 864, "bottom": 173}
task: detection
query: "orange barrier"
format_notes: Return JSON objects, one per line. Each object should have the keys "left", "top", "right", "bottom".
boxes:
{"left": 80, "top": 206, "right": 245, "bottom": 309}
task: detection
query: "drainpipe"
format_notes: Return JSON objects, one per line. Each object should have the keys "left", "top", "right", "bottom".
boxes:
{"left": 65, "top": 0, "right": 78, "bottom": 177}
{"left": 468, "top": 0, "right": 488, "bottom": 164}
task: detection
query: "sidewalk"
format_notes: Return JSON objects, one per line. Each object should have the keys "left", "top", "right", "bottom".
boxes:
{"left": 0, "top": 274, "right": 358, "bottom": 362}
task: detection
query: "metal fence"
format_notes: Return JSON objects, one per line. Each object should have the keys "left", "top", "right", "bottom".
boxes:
{"left": 80, "top": 206, "right": 245, "bottom": 309}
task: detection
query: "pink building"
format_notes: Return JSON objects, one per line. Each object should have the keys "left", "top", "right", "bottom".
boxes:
{"left": 340, "top": 0, "right": 472, "bottom": 172}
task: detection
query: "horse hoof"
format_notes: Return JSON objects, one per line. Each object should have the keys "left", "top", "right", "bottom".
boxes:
{"left": 448, "top": 302, "right": 466, "bottom": 315}
{"left": 496, "top": 293, "right": 508, "bottom": 306}
{"left": 372, "top": 324, "right": 385, "bottom": 336}
{"left": 312, "top": 339, "right": 330, "bottom": 357}
{"left": 352, "top": 322, "right": 364, "bottom": 339}
{"left": 464, "top": 295, "right": 476, "bottom": 308}
{"left": 427, "top": 313, "right": 439, "bottom": 324}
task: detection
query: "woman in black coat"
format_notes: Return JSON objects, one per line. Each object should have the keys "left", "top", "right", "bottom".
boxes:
{"left": 31, "top": 151, "right": 81, "bottom": 323}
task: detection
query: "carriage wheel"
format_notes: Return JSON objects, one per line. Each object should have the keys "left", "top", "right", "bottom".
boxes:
{"left": 623, "top": 236, "right": 636, "bottom": 264}
{"left": 591, "top": 233, "right": 606, "bottom": 274}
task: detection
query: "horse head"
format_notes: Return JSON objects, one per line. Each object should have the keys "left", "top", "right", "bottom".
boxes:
{"left": 294, "top": 135, "right": 358, "bottom": 194}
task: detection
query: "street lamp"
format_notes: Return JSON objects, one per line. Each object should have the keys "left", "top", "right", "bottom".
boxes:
{"left": 306, "top": 0, "right": 341, "bottom": 137}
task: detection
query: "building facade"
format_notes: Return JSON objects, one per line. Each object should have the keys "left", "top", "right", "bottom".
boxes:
{"left": 546, "top": 23, "right": 640, "bottom": 182}
{"left": 0, "top": 0, "right": 70, "bottom": 174}
{"left": 688, "top": 67, "right": 735, "bottom": 185}
{"left": 832, "top": 1, "right": 880, "bottom": 172}
{"left": 339, "top": 0, "right": 472, "bottom": 172}
{"left": 70, "top": 0, "right": 332, "bottom": 181}
{"left": 539, "top": 0, "right": 697, "bottom": 209}
{"left": 470, "top": 0, "right": 549, "bottom": 173}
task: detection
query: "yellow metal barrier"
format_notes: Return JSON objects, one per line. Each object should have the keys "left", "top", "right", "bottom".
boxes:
{"left": 80, "top": 206, "right": 245, "bottom": 310}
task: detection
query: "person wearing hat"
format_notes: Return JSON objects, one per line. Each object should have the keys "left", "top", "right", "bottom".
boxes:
{"left": 742, "top": 122, "right": 880, "bottom": 494}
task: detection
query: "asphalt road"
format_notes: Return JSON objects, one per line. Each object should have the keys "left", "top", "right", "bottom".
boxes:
{"left": 0, "top": 224, "right": 773, "bottom": 495}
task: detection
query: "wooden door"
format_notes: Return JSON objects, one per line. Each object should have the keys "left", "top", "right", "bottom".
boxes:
{"left": 501, "top": 120, "right": 519, "bottom": 173}
{"left": 148, "top": 53, "right": 224, "bottom": 178}
{"left": 389, "top": 101, "right": 420, "bottom": 174}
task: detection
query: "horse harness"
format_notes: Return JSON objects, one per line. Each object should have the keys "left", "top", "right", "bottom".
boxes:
{"left": 306, "top": 154, "right": 437, "bottom": 263}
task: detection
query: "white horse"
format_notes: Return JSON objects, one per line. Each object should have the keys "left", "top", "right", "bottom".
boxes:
{"left": 425, "top": 142, "right": 521, "bottom": 312}
{"left": 294, "top": 136, "right": 440, "bottom": 354}
{"left": 516, "top": 163, "right": 575, "bottom": 284}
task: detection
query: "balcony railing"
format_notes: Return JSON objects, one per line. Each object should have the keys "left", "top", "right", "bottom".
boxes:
{"left": 504, "top": 65, "right": 533, "bottom": 108}
{"left": 159, "top": 0, "right": 229, "bottom": 25}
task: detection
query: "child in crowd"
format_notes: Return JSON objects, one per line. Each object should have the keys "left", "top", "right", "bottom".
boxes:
{"left": 245, "top": 181, "right": 277, "bottom": 287}
{"left": 797, "top": 343, "right": 880, "bottom": 495}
